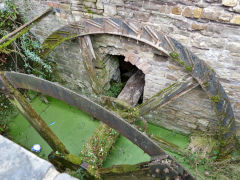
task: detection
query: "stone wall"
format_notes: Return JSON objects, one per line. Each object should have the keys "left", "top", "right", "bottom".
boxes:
{"left": 14, "top": 0, "right": 240, "bottom": 134}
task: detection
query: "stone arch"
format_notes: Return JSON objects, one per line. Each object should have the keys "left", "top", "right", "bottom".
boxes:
{"left": 41, "top": 18, "right": 236, "bottom": 158}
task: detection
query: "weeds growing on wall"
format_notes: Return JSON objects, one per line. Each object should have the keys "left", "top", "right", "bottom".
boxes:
{"left": 105, "top": 81, "right": 125, "bottom": 98}
{"left": 0, "top": 0, "right": 55, "bottom": 134}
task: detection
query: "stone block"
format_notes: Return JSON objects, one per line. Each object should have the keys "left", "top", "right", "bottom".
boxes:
{"left": 192, "top": 23, "right": 206, "bottom": 30}
{"left": 198, "top": 119, "right": 209, "bottom": 127}
{"left": 171, "top": 6, "right": 182, "bottom": 15}
{"left": 233, "top": 3, "right": 240, "bottom": 13}
{"left": 230, "top": 15, "right": 240, "bottom": 25}
{"left": 201, "top": 8, "right": 220, "bottom": 21}
{"left": 83, "top": 1, "right": 96, "bottom": 9}
{"left": 54, "top": 173, "right": 78, "bottom": 180}
{"left": 103, "top": 4, "right": 117, "bottom": 16}
{"left": 85, "top": 0, "right": 97, "bottom": 2}
{"left": 0, "top": 136, "right": 53, "bottom": 180}
{"left": 182, "top": 7, "right": 193, "bottom": 17}
{"left": 96, "top": 0, "right": 104, "bottom": 9}
{"left": 59, "top": 4, "right": 71, "bottom": 11}
{"left": 218, "top": 12, "right": 232, "bottom": 22}
{"left": 226, "top": 42, "right": 240, "bottom": 53}
{"left": 222, "top": 0, "right": 237, "bottom": 7}
{"left": 47, "top": 2, "right": 59, "bottom": 8}
{"left": 193, "top": 7, "right": 202, "bottom": 18}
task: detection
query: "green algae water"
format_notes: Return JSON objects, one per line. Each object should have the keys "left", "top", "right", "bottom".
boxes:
{"left": 8, "top": 95, "right": 190, "bottom": 169}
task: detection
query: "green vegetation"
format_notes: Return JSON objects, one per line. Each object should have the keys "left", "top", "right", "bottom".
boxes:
{"left": 7, "top": 95, "right": 240, "bottom": 179}
{"left": 0, "top": 0, "right": 53, "bottom": 78}
{"left": 203, "top": 81, "right": 209, "bottom": 87}
{"left": 170, "top": 51, "right": 185, "bottom": 66}
{"left": 105, "top": 81, "right": 125, "bottom": 97}
{"left": 84, "top": 6, "right": 93, "bottom": 15}
{"left": 185, "top": 65, "right": 192, "bottom": 72}
{"left": 0, "top": 0, "right": 56, "bottom": 135}
{"left": 169, "top": 51, "right": 193, "bottom": 73}
{"left": 210, "top": 95, "right": 220, "bottom": 103}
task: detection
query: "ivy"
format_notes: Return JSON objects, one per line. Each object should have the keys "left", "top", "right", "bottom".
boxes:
{"left": 0, "top": 0, "right": 55, "bottom": 133}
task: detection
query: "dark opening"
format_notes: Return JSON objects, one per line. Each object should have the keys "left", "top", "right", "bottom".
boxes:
{"left": 108, "top": 55, "right": 145, "bottom": 105}
{"left": 118, "top": 56, "right": 139, "bottom": 83}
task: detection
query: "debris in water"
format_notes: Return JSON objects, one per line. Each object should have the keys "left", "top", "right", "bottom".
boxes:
{"left": 31, "top": 144, "right": 41, "bottom": 153}
{"left": 49, "top": 121, "right": 56, "bottom": 126}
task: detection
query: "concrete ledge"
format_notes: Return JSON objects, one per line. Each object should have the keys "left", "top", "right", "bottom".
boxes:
{"left": 0, "top": 135, "right": 77, "bottom": 180}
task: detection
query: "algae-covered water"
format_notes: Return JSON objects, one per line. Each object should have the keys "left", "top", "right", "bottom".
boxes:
{"left": 8, "top": 95, "right": 190, "bottom": 168}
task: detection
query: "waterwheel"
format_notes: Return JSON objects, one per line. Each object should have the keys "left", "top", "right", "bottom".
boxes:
{"left": 0, "top": 18, "right": 237, "bottom": 179}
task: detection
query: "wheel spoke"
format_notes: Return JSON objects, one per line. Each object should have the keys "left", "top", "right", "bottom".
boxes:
{"left": 138, "top": 76, "right": 198, "bottom": 116}
{"left": 78, "top": 35, "right": 101, "bottom": 94}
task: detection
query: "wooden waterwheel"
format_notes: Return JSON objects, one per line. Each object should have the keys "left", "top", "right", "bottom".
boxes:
{"left": 0, "top": 16, "right": 237, "bottom": 179}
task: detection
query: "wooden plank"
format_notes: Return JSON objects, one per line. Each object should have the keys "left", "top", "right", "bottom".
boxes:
{"left": 78, "top": 35, "right": 101, "bottom": 94}
{"left": 80, "top": 70, "right": 145, "bottom": 169}
{"left": 138, "top": 76, "right": 199, "bottom": 116}
{"left": 118, "top": 70, "right": 145, "bottom": 107}
{"left": 0, "top": 73, "right": 69, "bottom": 154}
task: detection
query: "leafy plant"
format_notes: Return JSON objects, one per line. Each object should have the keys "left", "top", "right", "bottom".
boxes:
{"left": 0, "top": 0, "right": 55, "bottom": 134}
{"left": 105, "top": 81, "right": 124, "bottom": 97}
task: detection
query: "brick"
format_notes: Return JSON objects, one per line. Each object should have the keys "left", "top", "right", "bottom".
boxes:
{"left": 201, "top": 8, "right": 219, "bottom": 21}
{"left": 218, "top": 12, "right": 232, "bottom": 22}
{"left": 59, "top": 3, "right": 71, "bottom": 11}
{"left": 222, "top": 0, "right": 237, "bottom": 7}
{"left": 171, "top": 6, "right": 182, "bottom": 15}
{"left": 96, "top": 0, "right": 103, "bottom": 9}
{"left": 192, "top": 23, "right": 206, "bottom": 30}
{"left": 48, "top": 2, "right": 59, "bottom": 8}
{"left": 230, "top": 15, "right": 240, "bottom": 25}
{"left": 83, "top": 1, "right": 96, "bottom": 9}
{"left": 193, "top": 8, "right": 202, "bottom": 18}
{"left": 182, "top": 7, "right": 192, "bottom": 17}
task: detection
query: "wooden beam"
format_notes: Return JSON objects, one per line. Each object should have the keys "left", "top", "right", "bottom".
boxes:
{"left": 78, "top": 35, "right": 101, "bottom": 94}
{"left": 138, "top": 76, "right": 199, "bottom": 116}
{"left": 118, "top": 70, "right": 145, "bottom": 107}
{"left": 0, "top": 73, "right": 69, "bottom": 154}
{"left": 80, "top": 70, "right": 145, "bottom": 169}
{"left": 99, "top": 155, "right": 193, "bottom": 179}
{"left": 48, "top": 152, "right": 97, "bottom": 179}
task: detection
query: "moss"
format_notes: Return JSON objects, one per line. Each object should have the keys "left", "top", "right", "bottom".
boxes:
{"left": 0, "top": 25, "right": 32, "bottom": 50}
{"left": 63, "top": 154, "right": 82, "bottom": 165}
{"left": 41, "top": 32, "right": 77, "bottom": 58}
{"left": 84, "top": 6, "right": 93, "bottom": 14}
{"left": 185, "top": 65, "right": 192, "bottom": 72}
{"left": 203, "top": 81, "right": 209, "bottom": 87}
{"left": 169, "top": 51, "right": 179, "bottom": 59}
{"left": 210, "top": 95, "right": 220, "bottom": 103}
{"left": 170, "top": 52, "right": 185, "bottom": 66}
{"left": 80, "top": 123, "right": 119, "bottom": 169}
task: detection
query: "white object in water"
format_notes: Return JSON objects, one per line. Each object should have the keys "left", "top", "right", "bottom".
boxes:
{"left": 31, "top": 144, "right": 41, "bottom": 153}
